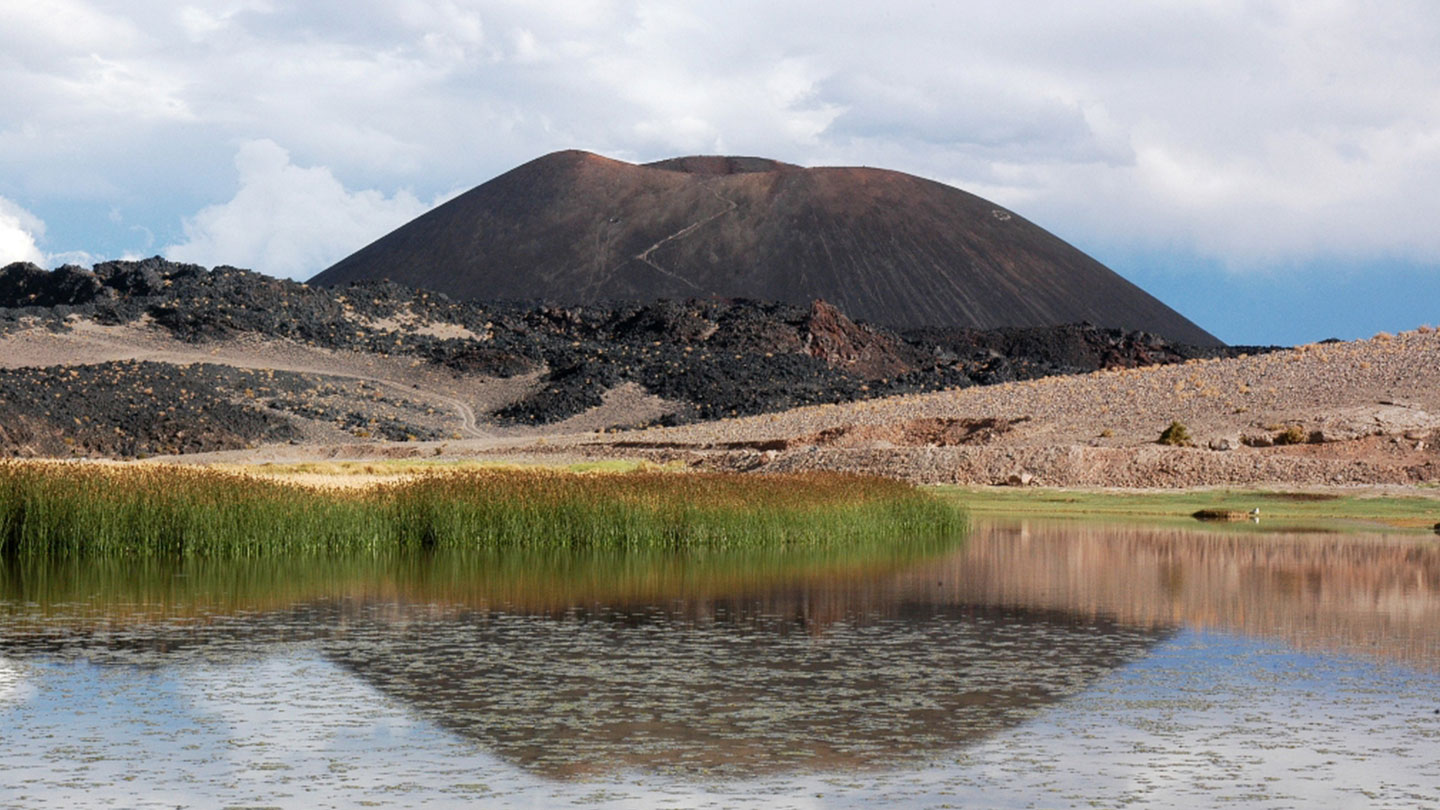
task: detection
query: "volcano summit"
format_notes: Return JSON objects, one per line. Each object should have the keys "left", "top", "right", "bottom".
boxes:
{"left": 314, "top": 150, "right": 1217, "bottom": 345}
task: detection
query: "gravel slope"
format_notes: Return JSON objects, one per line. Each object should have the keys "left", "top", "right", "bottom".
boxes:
{"left": 558, "top": 330, "right": 1440, "bottom": 487}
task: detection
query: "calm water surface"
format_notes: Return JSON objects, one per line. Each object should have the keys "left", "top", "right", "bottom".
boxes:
{"left": 1, "top": 519, "right": 1438, "bottom": 808}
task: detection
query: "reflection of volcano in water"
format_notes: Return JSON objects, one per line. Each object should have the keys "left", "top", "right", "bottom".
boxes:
{"left": 325, "top": 600, "right": 1170, "bottom": 779}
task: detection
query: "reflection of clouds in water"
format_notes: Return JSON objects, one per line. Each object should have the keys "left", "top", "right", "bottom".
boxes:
{"left": 0, "top": 650, "right": 807, "bottom": 809}
{"left": 0, "top": 652, "right": 505, "bottom": 809}
{"left": 897, "top": 630, "right": 1440, "bottom": 810}
{"left": 0, "top": 659, "right": 202, "bottom": 809}
{"left": 1, "top": 630, "right": 1438, "bottom": 809}
{"left": 688, "top": 631, "right": 1440, "bottom": 809}
{"left": 166, "top": 649, "right": 549, "bottom": 805}
{"left": 0, "top": 656, "right": 28, "bottom": 704}
{"left": 176, "top": 646, "right": 426, "bottom": 756}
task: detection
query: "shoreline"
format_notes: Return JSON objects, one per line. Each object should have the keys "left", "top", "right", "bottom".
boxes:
{"left": 939, "top": 484, "right": 1440, "bottom": 531}
{"left": 25, "top": 456, "right": 1437, "bottom": 530}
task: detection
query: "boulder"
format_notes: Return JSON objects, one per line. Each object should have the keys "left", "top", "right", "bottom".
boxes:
{"left": 0, "top": 262, "right": 52, "bottom": 307}
{"left": 94, "top": 258, "right": 165, "bottom": 296}
{"left": 0, "top": 263, "right": 104, "bottom": 307}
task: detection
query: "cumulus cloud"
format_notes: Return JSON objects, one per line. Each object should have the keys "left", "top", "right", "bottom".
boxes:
{"left": 4, "top": 0, "right": 1440, "bottom": 283}
{"left": 0, "top": 197, "right": 46, "bottom": 267}
{"left": 164, "top": 140, "right": 437, "bottom": 278}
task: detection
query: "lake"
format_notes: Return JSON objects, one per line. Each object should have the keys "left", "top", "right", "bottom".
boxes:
{"left": 1, "top": 518, "right": 1437, "bottom": 808}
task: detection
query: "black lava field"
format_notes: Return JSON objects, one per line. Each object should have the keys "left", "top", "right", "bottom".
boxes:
{"left": 1, "top": 258, "right": 1268, "bottom": 457}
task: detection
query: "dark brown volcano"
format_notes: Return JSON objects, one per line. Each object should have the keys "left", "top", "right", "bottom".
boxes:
{"left": 313, "top": 150, "right": 1219, "bottom": 345}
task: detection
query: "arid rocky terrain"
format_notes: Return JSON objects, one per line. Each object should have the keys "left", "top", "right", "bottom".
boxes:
{"left": 0, "top": 258, "right": 1251, "bottom": 463}
{"left": 2, "top": 258, "right": 1435, "bottom": 489}
{"left": 575, "top": 329, "right": 1440, "bottom": 488}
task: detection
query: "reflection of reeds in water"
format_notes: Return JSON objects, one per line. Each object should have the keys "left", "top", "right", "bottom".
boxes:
{"left": 0, "top": 462, "right": 963, "bottom": 556}
{"left": 0, "top": 535, "right": 968, "bottom": 629}
{"left": 908, "top": 520, "right": 1440, "bottom": 669}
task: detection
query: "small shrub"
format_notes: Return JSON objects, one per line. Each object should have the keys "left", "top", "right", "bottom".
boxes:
{"left": 1273, "top": 425, "right": 1308, "bottom": 445}
{"left": 1099, "top": 428, "right": 1114, "bottom": 438}
{"left": 1158, "top": 421, "right": 1193, "bottom": 447}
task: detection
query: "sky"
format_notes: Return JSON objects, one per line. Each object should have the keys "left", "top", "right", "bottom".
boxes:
{"left": 2, "top": 1, "right": 1438, "bottom": 346}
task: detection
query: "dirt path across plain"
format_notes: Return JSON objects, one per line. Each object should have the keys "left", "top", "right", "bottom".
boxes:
{"left": 0, "top": 321, "right": 515, "bottom": 440}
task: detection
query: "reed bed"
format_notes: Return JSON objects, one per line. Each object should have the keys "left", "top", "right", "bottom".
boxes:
{"left": 0, "top": 462, "right": 965, "bottom": 557}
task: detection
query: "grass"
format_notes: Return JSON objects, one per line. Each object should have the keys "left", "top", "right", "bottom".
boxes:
{"left": 214, "top": 457, "right": 683, "bottom": 479}
{"left": 932, "top": 485, "right": 1440, "bottom": 530}
{"left": 0, "top": 462, "right": 965, "bottom": 557}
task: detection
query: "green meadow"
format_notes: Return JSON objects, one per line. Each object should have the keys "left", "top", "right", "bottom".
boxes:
{"left": 935, "top": 485, "right": 1440, "bottom": 530}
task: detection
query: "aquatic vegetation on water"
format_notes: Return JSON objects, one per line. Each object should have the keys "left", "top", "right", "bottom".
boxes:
{"left": 0, "top": 463, "right": 964, "bottom": 557}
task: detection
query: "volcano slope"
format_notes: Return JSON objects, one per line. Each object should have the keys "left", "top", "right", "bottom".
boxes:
{"left": 313, "top": 150, "right": 1218, "bottom": 346}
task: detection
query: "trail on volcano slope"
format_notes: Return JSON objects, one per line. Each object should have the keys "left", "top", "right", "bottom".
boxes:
{"left": 633, "top": 185, "right": 738, "bottom": 291}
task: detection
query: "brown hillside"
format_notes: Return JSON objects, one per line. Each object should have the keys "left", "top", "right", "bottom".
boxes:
{"left": 312, "top": 150, "right": 1219, "bottom": 345}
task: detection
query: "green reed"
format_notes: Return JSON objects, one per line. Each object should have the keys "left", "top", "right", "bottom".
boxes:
{"left": 0, "top": 463, "right": 966, "bottom": 557}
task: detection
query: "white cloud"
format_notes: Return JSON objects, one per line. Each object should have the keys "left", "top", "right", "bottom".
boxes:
{"left": 163, "top": 139, "right": 437, "bottom": 278}
{"left": 0, "top": 197, "right": 46, "bottom": 267}
{"left": 3, "top": 0, "right": 1440, "bottom": 281}
{"left": 0, "top": 0, "right": 142, "bottom": 63}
